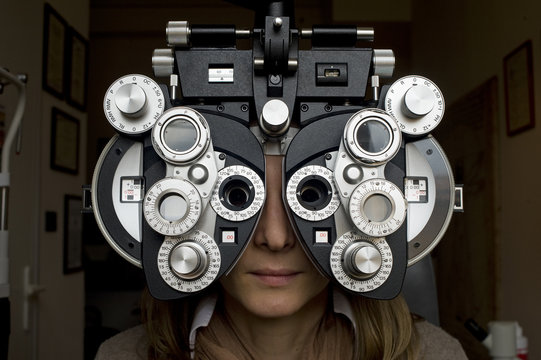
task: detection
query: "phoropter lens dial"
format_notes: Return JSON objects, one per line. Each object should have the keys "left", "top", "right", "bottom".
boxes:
{"left": 210, "top": 165, "right": 265, "bottom": 222}
{"left": 152, "top": 107, "right": 210, "bottom": 164}
{"left": 330, "top": 231, "right": 393, "bottom": 293}
{"left": 158, "top": 231, "right": 221, "bottom": 292}
{"left": 103, "top": 74, "right": 165, "bottom": 134}
{"left": 385, "top": 75, "right": 445, "bottom": 136}
{"left": 169, "top": 241, "right": 209, "bottom": 280}
{"left": 143, "top": 177, "right": 202, "bottom": 236}
{"left": 348, "top": 179, "right": 407, "bottom": 237}
{"left": 344, "top": 108, "right": 401, "bottom": 166}
{"left": 286, "top": 165, "right": 340, "bottom": 221}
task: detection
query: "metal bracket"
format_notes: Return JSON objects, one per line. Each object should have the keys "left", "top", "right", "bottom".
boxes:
{"left": 454, "top": 184, "right": 464, "bottom": 212}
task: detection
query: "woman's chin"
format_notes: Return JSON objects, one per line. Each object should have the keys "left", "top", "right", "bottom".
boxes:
{"left": 223, "top": 285, "right": 328, "bottom": 320}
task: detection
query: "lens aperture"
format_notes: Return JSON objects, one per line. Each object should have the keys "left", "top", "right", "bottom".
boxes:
{"left": 163, "top": 118, "right": 199, "bottom": 153}
{"left": 297, "top": 176, "right": 331, "bottom": 211}
{"left": 356, "top": 119, "right": 391, "bottom": 154}
{"left": 224, "top": 179, "right": 251, "bottom": 208}
{"left": 159, "top": 193, "right": 188, "bottom": 222}
{"left": 363, "top": 193, "right": 392, "bottom": 222}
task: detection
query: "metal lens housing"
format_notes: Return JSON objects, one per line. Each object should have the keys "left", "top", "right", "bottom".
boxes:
{"left": 286, "top": 165, "right": 340, "bottom": 222}
{"left": 348, "top": 179, "right": 407, "bottom": 237}
{"left": 344, "top": 108, "right": 401, "bottom": 166}
{"left": 152, "top": 107, "right": 210, "bottom": 164}
{"left": 143, "top": 178, "right": 202, "bottom": 236}
{"left": 210, "top": 165, "right": 265, "bottom": 222}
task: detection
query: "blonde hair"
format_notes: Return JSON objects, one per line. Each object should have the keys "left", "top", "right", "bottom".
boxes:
{"left": 142, "top": 286, "right": 419, "bottom": 360}
{"left": 351, "top": 293, "right": 419, "bottom": 359}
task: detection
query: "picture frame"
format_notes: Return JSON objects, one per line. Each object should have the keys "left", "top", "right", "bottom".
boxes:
{"left": 50, "top": 107, "right": 80, "bottom": 174}
{"left": 65, "top": 27, "right": 88, "bottom": 111}
{"left": 503, "top": 40, "right": 535, "bottom": 136}
{"left": 42, "top": 3, "right": 67, "bottom": 99}
{"left": 64, "top": 195, "right": 83, "bottom": 274}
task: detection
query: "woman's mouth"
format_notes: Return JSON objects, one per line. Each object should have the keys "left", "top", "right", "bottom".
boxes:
{"left": 249, "top": 269, "right": 301, "bottom": 287}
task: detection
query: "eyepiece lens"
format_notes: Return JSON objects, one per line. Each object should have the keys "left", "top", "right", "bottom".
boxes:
{"left": 297, "top": 177, "right": 332, "bottom": 211}
{"left": 163, "top": 118, "right": 198, "bottom": 153}
{"left": 224, "top": 179, "right": 250, "bottom": 208}
{"left": 300, "top": 179, "right": 326, "bottom": 204}
{"left": 356, "top": 119, "right": 390, "bottom": 154}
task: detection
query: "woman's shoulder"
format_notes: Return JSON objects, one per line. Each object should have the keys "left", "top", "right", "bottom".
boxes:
{"left": 95, "top": 324, "right": 148, "bottom": 360}
{"left": 415, "top": 319, "right": 469, "bottom": 359}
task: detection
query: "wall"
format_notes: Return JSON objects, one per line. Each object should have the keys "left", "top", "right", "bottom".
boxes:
{"left": 411, "top": 0, "right": 541, "bottom": 358}
{"left": 0, "top": 0, "right": 88, "bottom": 359}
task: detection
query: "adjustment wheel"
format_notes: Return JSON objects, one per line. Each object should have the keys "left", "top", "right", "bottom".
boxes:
{"left": 342, "top": 242, "right": 382, "bottom": 279}
{"left": 169, "top": 241, "right": 209, "bottom": 280}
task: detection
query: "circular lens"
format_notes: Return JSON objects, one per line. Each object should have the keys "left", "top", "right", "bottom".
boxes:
{"left": 163, "top": 118, "right": 199, "bottom": 153}
{"left": 224, "top": 179, "right": 251, "bottom": 208}
{"left": 363, "top": 194, "right": 392, "bottom": 222}
{"left": 356, "top": 119, "right": 391, "bottom": 154}
{"left": 297, "top": 176, "right": 332, "bottom": 211}
{"left": 300, "top": 180, "right": 324, "bottom": 203}
{"left": 159, "top": 193, "right": 188, "bottom": 222}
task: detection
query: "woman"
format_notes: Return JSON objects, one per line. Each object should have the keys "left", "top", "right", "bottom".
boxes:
{"left": 96, "top": 156, "right": 467, "bottom": 359}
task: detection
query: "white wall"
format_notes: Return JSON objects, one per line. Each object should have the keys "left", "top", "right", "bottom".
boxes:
{"left": 0, "top": 0, "right": 88, "bottom": 359}
{"left": 411, "top": 0, "right": 541, "bottom": 358}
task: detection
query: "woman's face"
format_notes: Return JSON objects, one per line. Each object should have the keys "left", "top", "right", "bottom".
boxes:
{"left": 220, "top": 155, "right": 329, "bottom": 318}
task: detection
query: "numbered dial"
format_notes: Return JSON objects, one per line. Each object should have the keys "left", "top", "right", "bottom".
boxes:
{"left": 158, "top": 231, "right": 221, "bottom": 292}
{"left": 385, "top": 75, "right": 444, "bottom": 136}
{"left": 104, "top": 74, "right": 165, "bottom": 134}
{"left": 330, "top": 232, "right": 393, "bottom": 293}
{"left": 144, "top": 178, "right": 202, "bottom": 236}
{"left": 286, "top": 165, "right": 340, "bottom": 221}
{"left": 348, "top": 179, "right": 407, "bottom": 237}
{"left": 211, "top": 165, "right": 265, "bottom": 222}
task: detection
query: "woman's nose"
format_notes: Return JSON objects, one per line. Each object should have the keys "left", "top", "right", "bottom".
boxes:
{"left": 252, "top": 156, "right": 295, "bottom": 251}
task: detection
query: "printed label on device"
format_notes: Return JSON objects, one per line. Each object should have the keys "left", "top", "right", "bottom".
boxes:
{"left": 120, "top": 176, "right": 145, "bottom": 203}
{"left": 404, "top": 177, "right": 428, "bottom": 203}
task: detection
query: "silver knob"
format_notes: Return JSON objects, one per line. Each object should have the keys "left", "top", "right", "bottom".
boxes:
{"left": 403, "top": 85, "right": 436, "bottom": 117}
{"left": 260, "top": 99, "right": 290, "bottom": 136}
{"left": 169, "top": 241, "right": 208, "bottom": 280}
{"left": 114, "top": 83, "right": 147, "bottom": 116}
{"left": 343, "top": 164, "right": 363, "bottom": 184}
{"left": 152, "top": 48, "right": 175, "bottom": 78}
{"left": 372, "top": 49, "right": 395, "bottom": 78}
{"left": 343, "top": 242, "right": 382, "bottom": 279}
{"left": 167, "top": 21, "right": 190, "bottom": 47}
{"left": 357, "top": 27, "right": 375, "bottom": 41}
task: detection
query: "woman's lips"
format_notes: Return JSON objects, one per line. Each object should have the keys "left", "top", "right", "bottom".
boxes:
{"left": 249, "top": 269, "right": 301, "bottom": 287}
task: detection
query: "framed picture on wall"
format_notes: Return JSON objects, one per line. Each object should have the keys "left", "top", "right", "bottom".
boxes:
{"left": 64, "top": 195, "right": 83, "bottom": 274}
{"left": 504, "top": 40, "right": 535, "bottom": 136}
{"left": 50, "top": 107, "right": 80, "bottom": 174}
{"left": 65, "top": 27, "right": 88, "bottom": 111}
{"left": 42, "top": 3, "right": 67, "bottom": 99}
